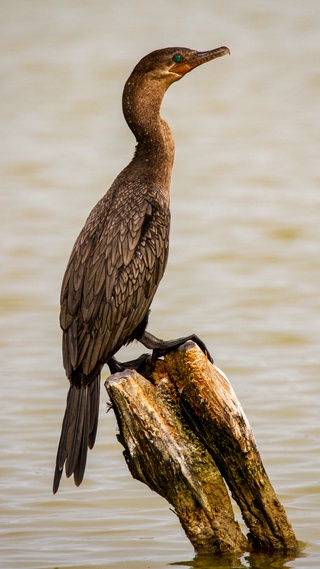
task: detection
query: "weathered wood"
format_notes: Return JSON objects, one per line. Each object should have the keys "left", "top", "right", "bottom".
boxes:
{"left": 105, "top": 341, "right": 298, "bottom": 553}
{"left": 106, "top": 362, "right": 248, "bottom": 554}
{"left": 165, "top": 341, "right": 298, "bottom": 551}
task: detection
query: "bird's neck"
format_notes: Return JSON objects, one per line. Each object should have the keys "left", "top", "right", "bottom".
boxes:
{"left": 122, "top": 74, "right": 175, "bottom": 193}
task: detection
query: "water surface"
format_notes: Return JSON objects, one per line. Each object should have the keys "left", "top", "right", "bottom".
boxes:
{"left": 1, "top": 1, "right": 319, "bottom": 568}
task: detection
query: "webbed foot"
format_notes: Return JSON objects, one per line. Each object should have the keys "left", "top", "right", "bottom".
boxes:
{"left": 138, "top": 330, "right": 213, "bottom": 363}
{"left": 108, "top": 353, "right": 151, "bottom": 374}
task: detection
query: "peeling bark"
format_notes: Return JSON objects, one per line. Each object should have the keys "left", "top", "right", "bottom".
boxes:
{"left": 105, "top": 341, "right": 298, "bottom": 554}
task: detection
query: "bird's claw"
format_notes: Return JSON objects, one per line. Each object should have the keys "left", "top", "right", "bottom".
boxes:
{"left": 189, "top": 334, "right": 214, "bottom": 364}
{"left": 108, "top": 353, "right": 151, "bottom": 374}
{"left": 150, "top": 334, "right": 213, "bottom": 364}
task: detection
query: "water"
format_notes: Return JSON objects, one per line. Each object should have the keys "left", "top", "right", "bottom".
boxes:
{"left": 1, "top": 1, "right": 319, "bottom": 567}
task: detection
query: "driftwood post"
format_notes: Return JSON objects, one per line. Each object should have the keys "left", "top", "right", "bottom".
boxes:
{"left": 105, "top": 341, "right": 298, "bottom": 554}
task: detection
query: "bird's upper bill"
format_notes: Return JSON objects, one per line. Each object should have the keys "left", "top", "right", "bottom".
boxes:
{"left": 170, "top": 46, "right": 230, "bottom": 76}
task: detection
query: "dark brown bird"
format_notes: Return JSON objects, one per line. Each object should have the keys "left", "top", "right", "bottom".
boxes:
{"left": 53, "top": 45, "right": 230, "bottom": 493}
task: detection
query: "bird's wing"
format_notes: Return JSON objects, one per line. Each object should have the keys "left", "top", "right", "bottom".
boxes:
{"left": 60, "top": 184, "right": 170, "bottom": 384}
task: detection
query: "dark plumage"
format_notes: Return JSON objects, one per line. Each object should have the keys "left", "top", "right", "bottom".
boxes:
{"left": 53, "top": 46, "right": 230, "bottom": 493}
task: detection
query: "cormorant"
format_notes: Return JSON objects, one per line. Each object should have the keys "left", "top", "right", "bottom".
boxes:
{"left": 53, "top": 46, "right": 230, "bottom": 493}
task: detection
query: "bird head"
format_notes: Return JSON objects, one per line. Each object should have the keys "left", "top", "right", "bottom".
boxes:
{"left": 132, "top": 46, "right": 230, "bottom": 86}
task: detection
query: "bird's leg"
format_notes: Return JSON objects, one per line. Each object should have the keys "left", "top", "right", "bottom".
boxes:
{"left": 138, "top": 330, "right": 213, "bottom": 363}
{"left": 107, "top": 333, "right": 213, "bottom": 375}
{"left": 107, "top": 353, "right": 151, "bottom": 374}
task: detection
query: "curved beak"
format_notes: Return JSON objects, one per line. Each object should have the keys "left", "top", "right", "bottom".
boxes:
{"left": 170, "top": 46, "right": 230, "bottom": 76}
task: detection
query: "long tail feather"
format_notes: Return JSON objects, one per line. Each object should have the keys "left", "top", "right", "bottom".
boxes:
{"left": 53, "top": 377, "right": 100, "bottom": 494}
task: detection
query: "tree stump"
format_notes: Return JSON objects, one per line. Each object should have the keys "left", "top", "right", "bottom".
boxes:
{"left": 105, "top": 341, "right": 298, "bottom": 554}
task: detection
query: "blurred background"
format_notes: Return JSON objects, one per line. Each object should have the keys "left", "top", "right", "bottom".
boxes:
{"left": 1, "top": 1, "right": 319, "bottom": 567}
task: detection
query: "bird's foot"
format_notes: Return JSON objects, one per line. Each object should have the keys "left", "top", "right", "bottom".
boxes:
{"left": 108, "top": 353, "right": 151, "bottom": 374}
{"left": 138, "top": 330, "right": 213, "bottom": 363}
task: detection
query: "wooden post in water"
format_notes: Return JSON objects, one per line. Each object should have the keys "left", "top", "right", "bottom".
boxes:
{"left": 105, "top": 341, "right": 298, "bottom": 554}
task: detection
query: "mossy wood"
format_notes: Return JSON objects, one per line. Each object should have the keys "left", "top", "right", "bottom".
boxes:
{"left": 105, "top": 341, "right": 297, "bottom": 554}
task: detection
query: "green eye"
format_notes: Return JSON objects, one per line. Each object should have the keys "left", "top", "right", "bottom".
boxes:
{"left": 173, "top": 54, "right": 183, "bottom": 63}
